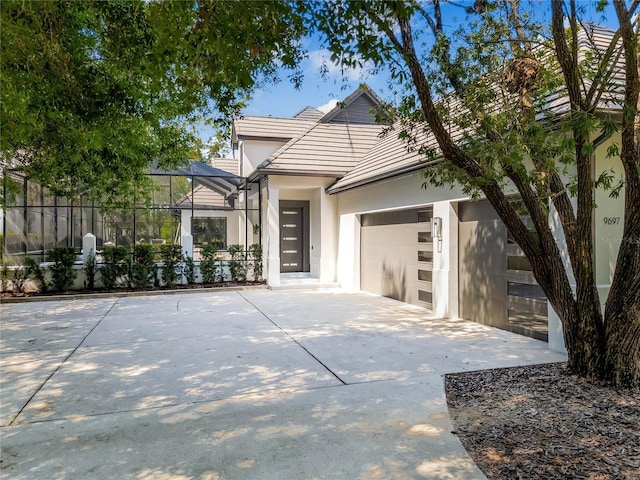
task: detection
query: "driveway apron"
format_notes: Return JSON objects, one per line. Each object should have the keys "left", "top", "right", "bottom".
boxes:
{"left": 0, "top": 289, "right": 566, "bottom": 479}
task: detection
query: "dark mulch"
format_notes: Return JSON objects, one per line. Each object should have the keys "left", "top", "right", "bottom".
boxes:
{"left": 445, "top": 363, "right": 640, "bottom": 480}
{"left": 0, "top": 281, "right": 266, "bottom": 300}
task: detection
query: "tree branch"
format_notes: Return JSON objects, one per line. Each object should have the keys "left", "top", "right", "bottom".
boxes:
{"left": 507, "top": 0, "right": 532, "bottom": 56}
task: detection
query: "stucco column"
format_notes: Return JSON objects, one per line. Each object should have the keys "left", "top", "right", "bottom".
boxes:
{"left": 182, "top": 234, "right": 193, "bottom": 259}
{"left": 82, "top": 233, "right": 97, "bottom": 264}
{"left": 547, "top": 200, "right": 575, "bottom": 354}
{"left": 337, "top": 213, "right": 360, "bottom": 291}
{"left": 266, "top": 183, "right": 280, "bottom": 286}
{"left": 432, "top": 201, "right": 456, "bottom": 318}
{"left": 318, "top": 188, "right": 337, "bottom": 283}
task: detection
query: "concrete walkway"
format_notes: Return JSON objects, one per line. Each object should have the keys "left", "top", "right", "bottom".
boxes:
{"left": 0, "top": 289, "right": 566, "bottom": 479}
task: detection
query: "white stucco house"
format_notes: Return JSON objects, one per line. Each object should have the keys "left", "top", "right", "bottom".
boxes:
{"left": 231, "top": 72, "right": 626, "bottom": 354}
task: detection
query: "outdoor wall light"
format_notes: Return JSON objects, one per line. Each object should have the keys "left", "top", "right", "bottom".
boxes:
{"left": 431, "top": 216, "right": 442, "bottom": 239}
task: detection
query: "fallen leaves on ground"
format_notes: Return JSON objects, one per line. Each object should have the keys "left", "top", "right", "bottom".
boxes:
{"left": 445, "top": 363, "right": 640, "bottom": 480}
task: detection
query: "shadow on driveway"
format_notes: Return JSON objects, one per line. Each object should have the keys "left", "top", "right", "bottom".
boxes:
{"left": 0, "top": 289, "right": 566, "bottom": 479}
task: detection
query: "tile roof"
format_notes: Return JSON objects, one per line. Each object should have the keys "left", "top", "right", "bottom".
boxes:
{"left": 210, "top": 158, "right": 239, "bottom": 176}
{"left": 256, "top": 123, "right": 384, "bottom": 177}
{"left": 292, "top": 106, "right": 324, "bottom": 121}
{"left": 232, "top": 116, "right": 316, "bottom": 143}
{"left": 174, "top": 184, "right": 234, "bottom": 209}
{"left": 330, "top": 25, "right": 626, "bottom": 194}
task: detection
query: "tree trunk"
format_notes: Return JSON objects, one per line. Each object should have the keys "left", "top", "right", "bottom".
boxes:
{"left": 388, "top": 1, "right": 639, "bottom": 388}
{"left": 604, "top": 301, "right": 640, "bottom": 388}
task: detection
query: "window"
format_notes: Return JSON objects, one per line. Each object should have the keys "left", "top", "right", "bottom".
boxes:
{"left": 418, "top": 231, "right": 433, "bottom": 243}
{"left": 507, "top": 282, "right": 546, "bottom": 302}
{"left": 418, "top": 269, "right": 432, "bottom": 282}
{"left": 418, "top": 251, "right": 433, "bottom": 262}
{"left": 361, "top": 207, "right": 433, "bottom": 227}
{"left": 418, "top": 290, "right": 432, "bottom": 304}
{"left": 417, "top": 209, "right": 432, "bottom": 223}
{"left": 192, "top": 218, "right": 227, "bottom": 249}
{"left": 507, "top": 255, "right": 532, "bottom": 271}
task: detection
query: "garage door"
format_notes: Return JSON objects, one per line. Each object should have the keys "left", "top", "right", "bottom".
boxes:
{"left": 360, "top": 207, "right": 433, "bottom": 310}
{"left": 458, "top": 200, "right": 548, "bottom": 341}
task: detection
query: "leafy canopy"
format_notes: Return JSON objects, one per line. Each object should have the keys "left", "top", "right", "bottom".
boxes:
{"left": 1, "top": 0, "right": 306, "bottom": 207}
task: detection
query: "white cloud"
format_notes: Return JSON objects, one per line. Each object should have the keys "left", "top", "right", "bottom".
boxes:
{"left": 306, "top": 49, "right": 372, "bottom": 82}
{"left": 317, "top": 99, "right": 338, "bottom": 113}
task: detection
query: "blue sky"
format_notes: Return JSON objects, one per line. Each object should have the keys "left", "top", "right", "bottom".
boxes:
{"left": 242, "top": 36, "right": 395, "bottom": 119}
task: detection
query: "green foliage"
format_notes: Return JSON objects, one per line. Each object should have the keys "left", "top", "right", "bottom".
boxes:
{"left": 1, "top": 0, "right": 306, "bottom": 206}
{"left": 45, "top": 247, "right": 77, "bottom": 292}
{"left": 23, "top": 256, "right": 47, "bottom": 293}
{"left": 101, "top": 246, "right": 130, "bottom": 290}
{"left": 159, "top": 244, "right": 183, "bottom": 288}
{"left": 200, "top": 244, "right": 220, "bottom": 284}
{"left": 11, "top": 264, "right": 29, "bottom": 294}
{"left": 304, "top": 1, "right": 640, "bottom": 387}
{"left": 131, "top": 244, "right": 157, "bottom": 289}
{"left": 303, "top": 0, "right": 621, "bottom": 203}
{"left": 184, "top": 255, "right": 196, "bottom": 285}
{"left": 84, "top": 249, "right": 97, "bottom": 290}
{"left": 248, "top": 244, "right": 263, "bottom": 281}
{"left": 0, "top": 261, "right": 8, "bottom": 292}
{"left": 227, "top": 244, "right": 246, "bottom": 282}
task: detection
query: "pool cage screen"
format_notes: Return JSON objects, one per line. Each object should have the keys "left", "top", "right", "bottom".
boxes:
{"left": 1, "top": 161, "right": 261, "bottom": 263}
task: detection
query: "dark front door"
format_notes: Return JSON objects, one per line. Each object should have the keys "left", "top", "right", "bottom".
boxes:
{"left": 280, "top": 204, "right": 306, "bottom": 273}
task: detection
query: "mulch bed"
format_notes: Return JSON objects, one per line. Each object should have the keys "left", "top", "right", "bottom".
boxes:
{"left": 1, "top": 281, "right": 266, "bottom": 300}
{"left": 445, "top": 363, "right": 640, "bottom": 480}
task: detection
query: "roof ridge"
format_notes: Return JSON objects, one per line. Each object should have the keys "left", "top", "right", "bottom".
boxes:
{"left": 238, "top": 114, "right": 316, "bottom": 122}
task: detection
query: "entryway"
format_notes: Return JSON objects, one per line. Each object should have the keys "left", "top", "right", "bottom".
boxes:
{"left": 279, "top": 200, "right": 310, "bottom": 273}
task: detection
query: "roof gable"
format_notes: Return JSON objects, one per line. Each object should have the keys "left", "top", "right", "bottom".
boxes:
{"left": 319, "top": 84, "right": 385, "bottom": 125}
{"left": 292, "top": 106, "right": 324, "bottom": 121}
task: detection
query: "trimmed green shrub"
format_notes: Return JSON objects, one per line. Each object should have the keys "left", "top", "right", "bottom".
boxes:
{"left": 101, "top": 246, "right": 130, "bottom": 289}
{"left": 228, "top": 244, "right": 246, "bottom": 282}
{"left": 24, "top": 256, "right": 47, "bottom": 292}
{"left": 131, "top": 244, "right": 156, "bottom": 289}
{"left": 200, "top": 244, "right": 219, "bottom": 284}
{"left": 46, "top": 247, "right": 77, "bottom": 292}
{"left": 184, "top": 255, "right": 195, "bottom": 285}
{"left": 1, "top": 261, "right": 8, "bottom": 293}
{"left": 84, "top": 249, "right": 97, "bottom": 290}
{"left": 248, "top": 243, "right": 263, "bottom": 281}
{"left": 160, "top": 244, "right": 183, "bottom": 288}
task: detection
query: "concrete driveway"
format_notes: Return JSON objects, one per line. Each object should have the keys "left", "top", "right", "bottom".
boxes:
{"left": 0, "top": 289, "right": 566, "bottom": 479}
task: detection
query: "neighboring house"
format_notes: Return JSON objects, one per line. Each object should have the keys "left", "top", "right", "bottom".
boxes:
{"left": 233, "top": 45, "right": 626, "bottom": 354}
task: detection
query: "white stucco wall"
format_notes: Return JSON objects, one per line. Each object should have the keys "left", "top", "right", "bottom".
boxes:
{"left": 594, "top": 134, "right": 625, "bottom": 305}
{"left": 337, "top": 173, "right": 467, "bottom": 216}
{"left": 240, "top": 140, "right": 288, "bottom": 178}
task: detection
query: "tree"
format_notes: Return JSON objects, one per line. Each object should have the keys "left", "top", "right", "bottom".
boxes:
{"left": 305, "top": 0, "right": 639, "bottom": 388}
{"left": 1, "top": 0, "right": 305, "bottom": 207}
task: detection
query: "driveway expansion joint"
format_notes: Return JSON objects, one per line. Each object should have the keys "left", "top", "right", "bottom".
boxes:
{"left": 7, "top": 298, "right": 120, "bottom": 427}
{"left": 235, "top": 290, "right": 348, "bottom": 386}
